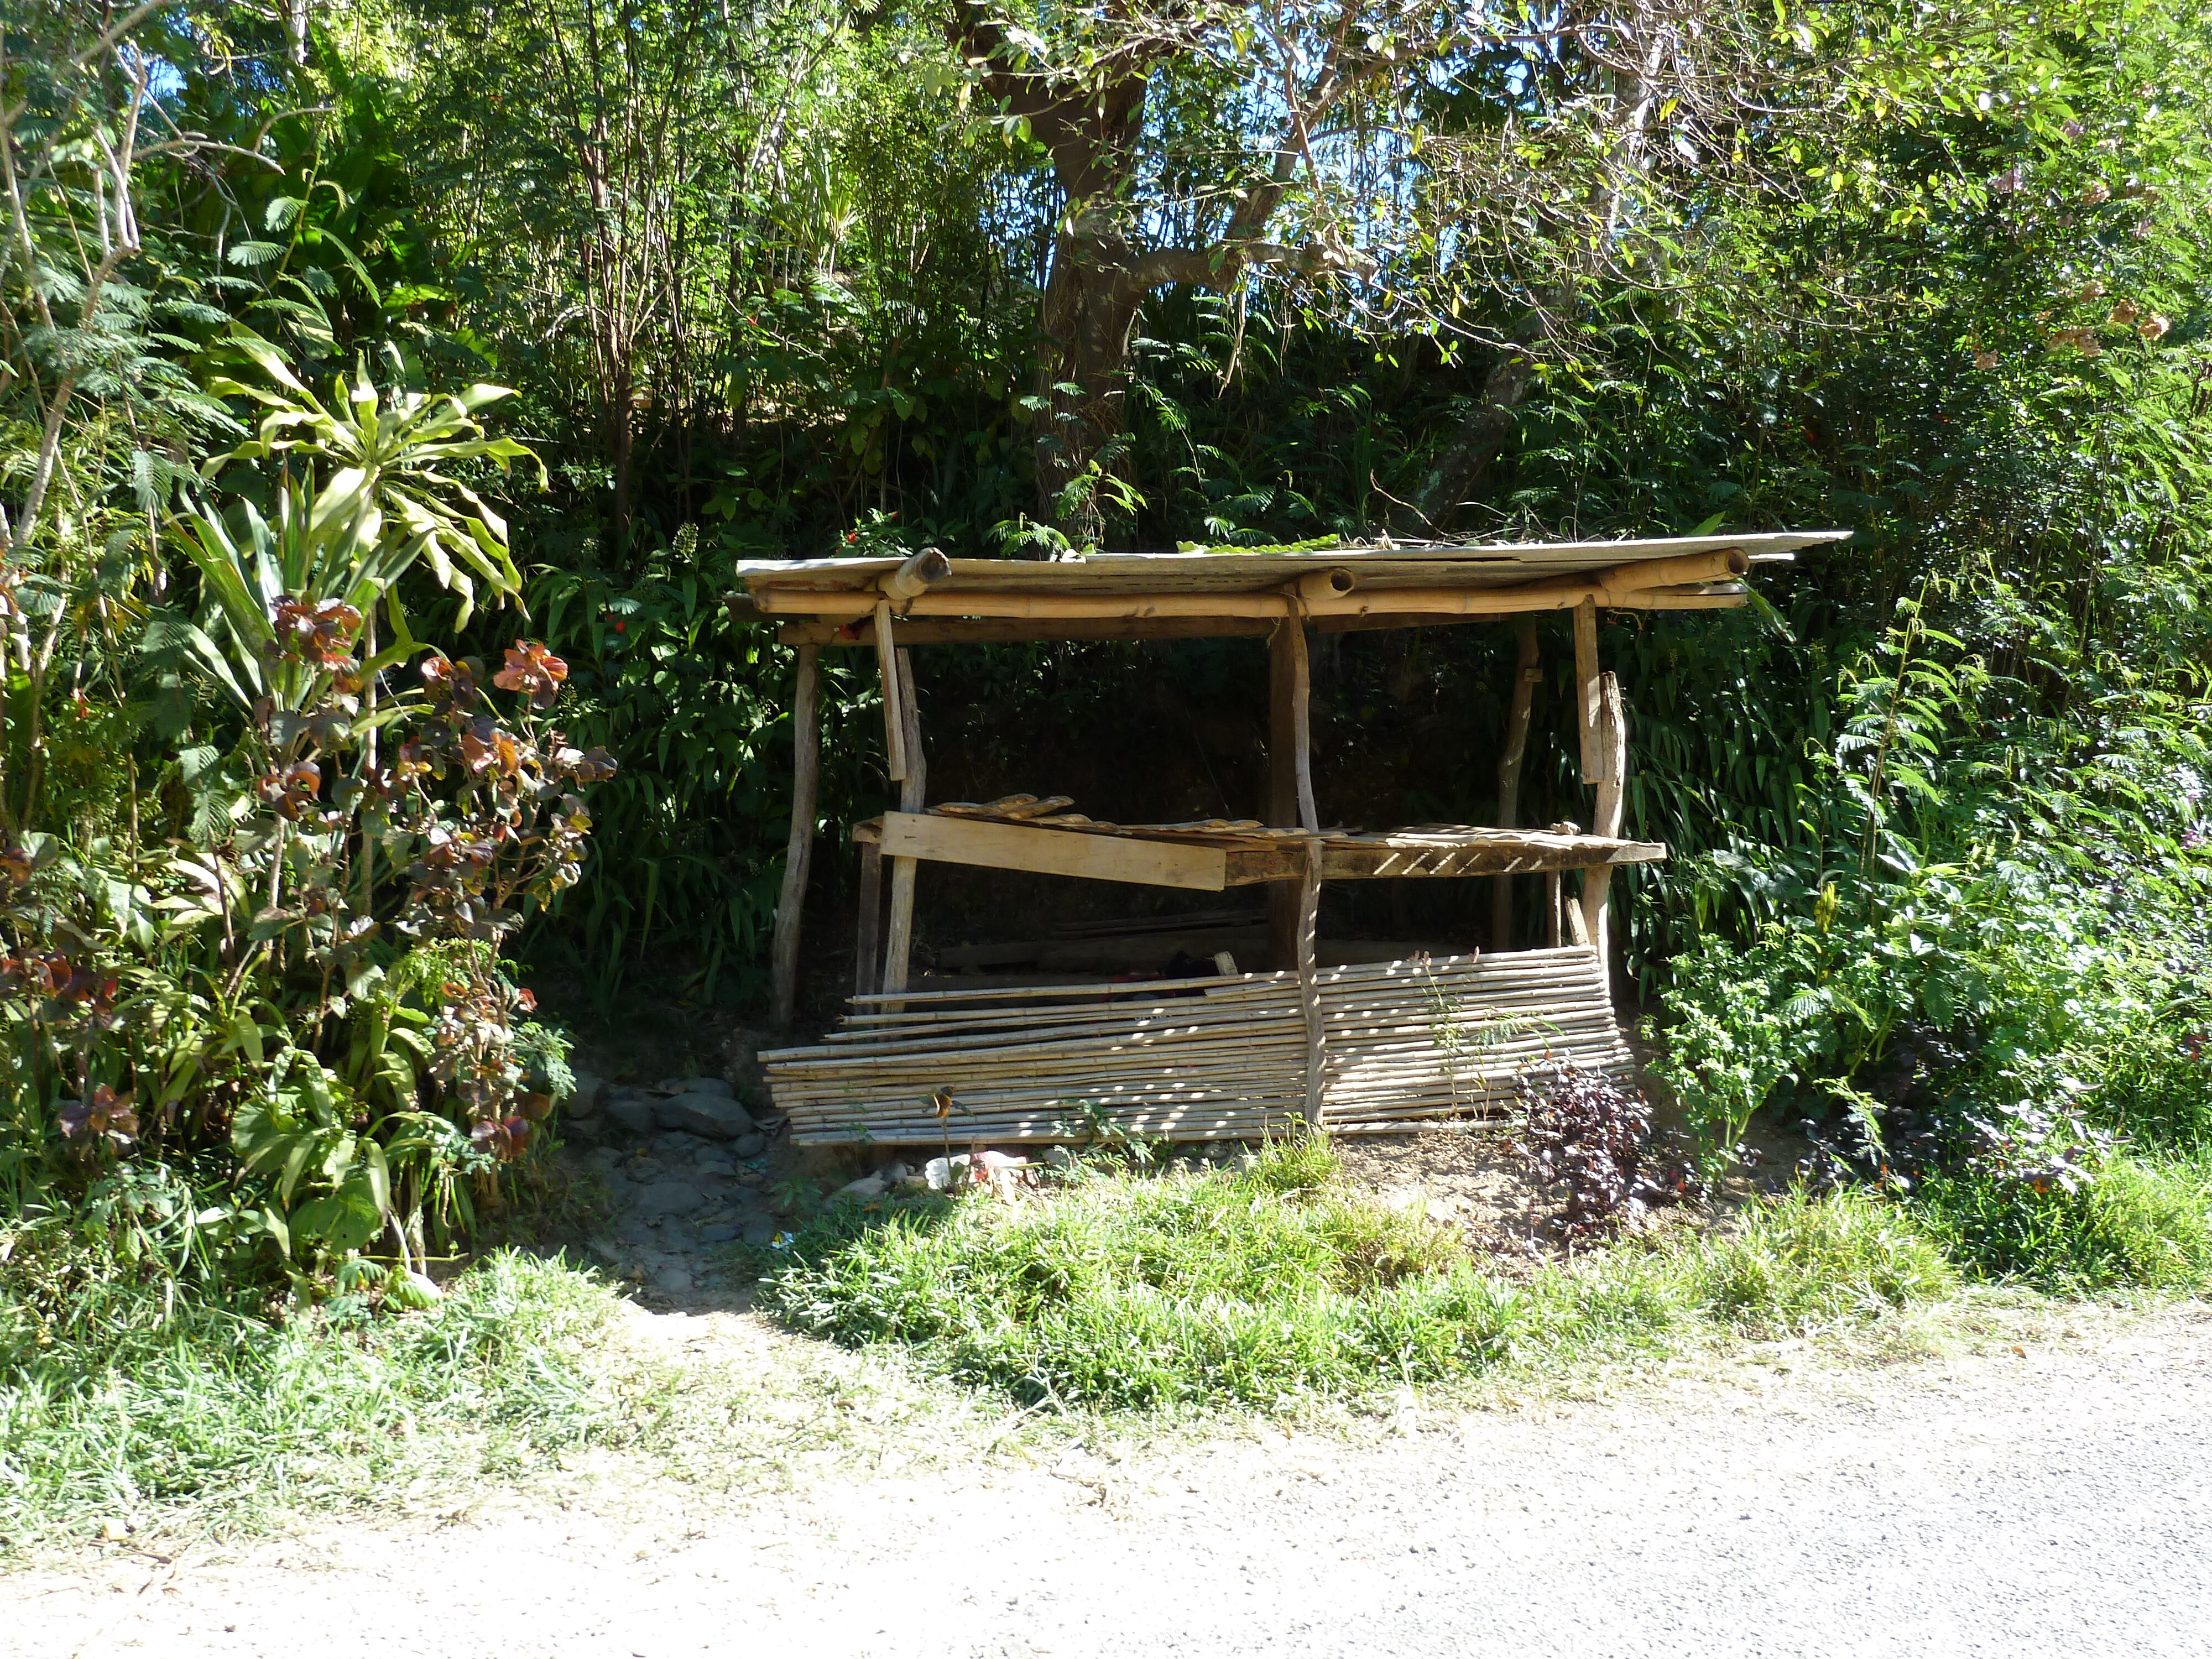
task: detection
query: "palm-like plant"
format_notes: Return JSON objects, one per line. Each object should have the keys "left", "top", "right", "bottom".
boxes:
{"left": 173, "top": 333, "right": 545, "bottom": 716}
{"left": 195, "top": 332, "right": 542, "bottom": 625}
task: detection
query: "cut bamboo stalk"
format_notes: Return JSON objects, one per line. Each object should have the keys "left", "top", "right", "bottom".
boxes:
{"left": 881, "top": 649, "right": 926, "bottom": 998}
{"left": 1293, "top": 567, "right": 1358, "bottom": 607}
{"left": 1599, "top": 547, "right": 1749, "bottom": 592}
{"left": 880, "top": 546, "right": 950, "bottom": 602}
{"left": 1492, "top": 618, "right": 1539, "bottom": 952}
{"left": 771, "top": 644, "right": 820, "bottom": 1033}
{"left": 874, "top": 599, "right": 906, "bottom": 782}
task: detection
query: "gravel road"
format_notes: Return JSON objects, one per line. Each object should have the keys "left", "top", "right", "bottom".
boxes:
{"left": 13, "top": 1307, "right": 2209, "bottom": 1659}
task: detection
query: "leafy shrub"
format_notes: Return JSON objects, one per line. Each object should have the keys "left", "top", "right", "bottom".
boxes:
{"left": 1517, "top": 1063, "right": 1656, "bottom": 1241}
{"left": 0, "top": 349, "right": 612, "bottom": 1271}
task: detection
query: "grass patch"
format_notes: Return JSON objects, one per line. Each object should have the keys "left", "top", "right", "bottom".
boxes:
{"left": 1911, "top": 1152, "right": 2212, "bottom": 1292}
{"left": 756, "top": 1139, "right": 1955, "bottom": 1410}
{"left": 0, "top": 1240, "right": 665, "bottom": 1550}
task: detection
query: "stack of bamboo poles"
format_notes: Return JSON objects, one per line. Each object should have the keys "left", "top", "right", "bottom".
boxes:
{"left": 764, "top": 971, "right": 1309, "bottom": 1144}
{"left": 1317, "top": 949, "right": 1632, "bottom": 1133}
{"left": 765, "top": 946, "right": 1631, "bottom": 1145}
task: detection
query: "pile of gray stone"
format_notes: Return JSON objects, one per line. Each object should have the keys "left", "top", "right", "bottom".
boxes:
{"left": 558, "top": 1071, "right": 792, "bottom": 1296}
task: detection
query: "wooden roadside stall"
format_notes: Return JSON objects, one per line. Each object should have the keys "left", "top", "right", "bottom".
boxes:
{"left": 741, "top": 531, "right": 1844, "bottom": 1146}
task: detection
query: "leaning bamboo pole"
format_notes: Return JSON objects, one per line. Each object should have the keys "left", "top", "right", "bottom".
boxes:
{"left": 770, "top": 644, "right": 819, "bottom": 1033}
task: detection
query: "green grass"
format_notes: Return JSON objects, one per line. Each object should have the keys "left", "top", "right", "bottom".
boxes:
{"left": 1911, "top": 1152, "right": 2212, "bottom": 1292}
{"left": 10, "top": 1139, "right": 2206, "bottom": 1551}
{"left": 757, "top": 1139, "right": 1957, "bottom": 1410}
{"left": 0, "top": 1239, "right": 662, "bottom": 1550}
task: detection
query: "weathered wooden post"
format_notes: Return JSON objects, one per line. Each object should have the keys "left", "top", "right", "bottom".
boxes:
{"left": 1581, "top": 675, "right": 1627, "bottom": 962}
{"left": 1491, "top": 618, "right": 1539, "bottom": 951}
{"left": 1265, "top": 615, "right": 1317, "bottom": 968}
{"left": 770, "top": 644, "right": 820, "bottom": 1033}
{"left": 1570, "top": 596, "right": 1626, "bottom": 969}
{"left": 853, "top": 839, "right": 883, "bottom": 997}
{"left": 880, "top": 648, "right": 927, "bottom": 997}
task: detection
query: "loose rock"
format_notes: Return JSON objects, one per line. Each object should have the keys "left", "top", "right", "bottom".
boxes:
{"left": 566, "top": 1071, "right": 606, "bottom": 1118}
{"left": 631, "top": 1180, "right": 706, "bottom": 1219}
{"left": 604, "top": 1092, "right": 657, "bottom": 1136}
{"left": 660, "top": 1075, "right": 733, "bottom": 1100}
{"left": 838, "top": 1174, "right": 889, "bottom": 1201}
{"left": 655, "top": 1093, "right": 758, "bottom": 1140}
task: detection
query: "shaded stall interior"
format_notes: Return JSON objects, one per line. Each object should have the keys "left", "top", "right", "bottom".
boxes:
{"left": 737, "top": 531, "right": 1844, "bottom": 1145}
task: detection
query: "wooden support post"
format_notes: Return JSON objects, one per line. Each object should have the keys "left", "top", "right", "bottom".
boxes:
{"left": 770, "top": 644, "right": 820, "bottom": 1033}
{"left": 1297, "top": 837, "right": 1326, "bottom": 1128}
{"left": 1572, "top": 597, "right": 1601, "bottom": 780}
{"left": 853, "top": 842, "right": 883, "bottom": 997}
{"left": 1491, "top": 618, "right": 1539, "bottom": 952}
{"left": 880, "top": 649, "right": 927, "bottom": 998}
{"left": 1580, "top": 672, "right": 1627, "bottom": 964}
{"left": 1545, "top": 870, "right": 1563, "bottom": 947}
{"left": 1266, "top": 618, "right": 1319, "bottom": 970}
{"left": 874, "top": 599, "right": 906, "bottom": 782}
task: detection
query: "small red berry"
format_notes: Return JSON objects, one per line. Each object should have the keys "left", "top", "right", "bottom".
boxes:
{"left": 614, "top": 621, "right": 626, "bottom": 633}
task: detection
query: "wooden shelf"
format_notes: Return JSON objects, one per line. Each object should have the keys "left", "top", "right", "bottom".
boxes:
{"left": 851, "top": 804, "right": 1666, "bottom": 892}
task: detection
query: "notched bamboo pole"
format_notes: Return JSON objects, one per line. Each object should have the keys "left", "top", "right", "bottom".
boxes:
{"left": 1580, "top": 672, "right": 1627, "bottom": 964}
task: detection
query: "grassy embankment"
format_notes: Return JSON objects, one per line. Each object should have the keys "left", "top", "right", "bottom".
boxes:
{"left": 6, "top": 1136, "right": 2209, "bottom": 1552}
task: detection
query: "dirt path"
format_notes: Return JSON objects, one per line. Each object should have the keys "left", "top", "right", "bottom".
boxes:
{"left": 13, "top": 1307, "right": 2210, "bottom": 1659}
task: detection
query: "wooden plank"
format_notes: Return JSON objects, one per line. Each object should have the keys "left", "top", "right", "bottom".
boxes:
{"left": 770, "top": 644, "right": 819, "bottom": 1033}
{"left": 1492, "top": 618, "right": 1538, "bottom": 952}
{"left": 881, "top": 649, "right": 927, "bottom": 997}
{"left": 878, "top": 811, "right": 1229, "bottom": 890}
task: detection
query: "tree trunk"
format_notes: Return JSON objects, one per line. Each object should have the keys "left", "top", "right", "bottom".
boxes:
{"left": 1034, "top": 221, "right": 1148, "bottom": 550}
